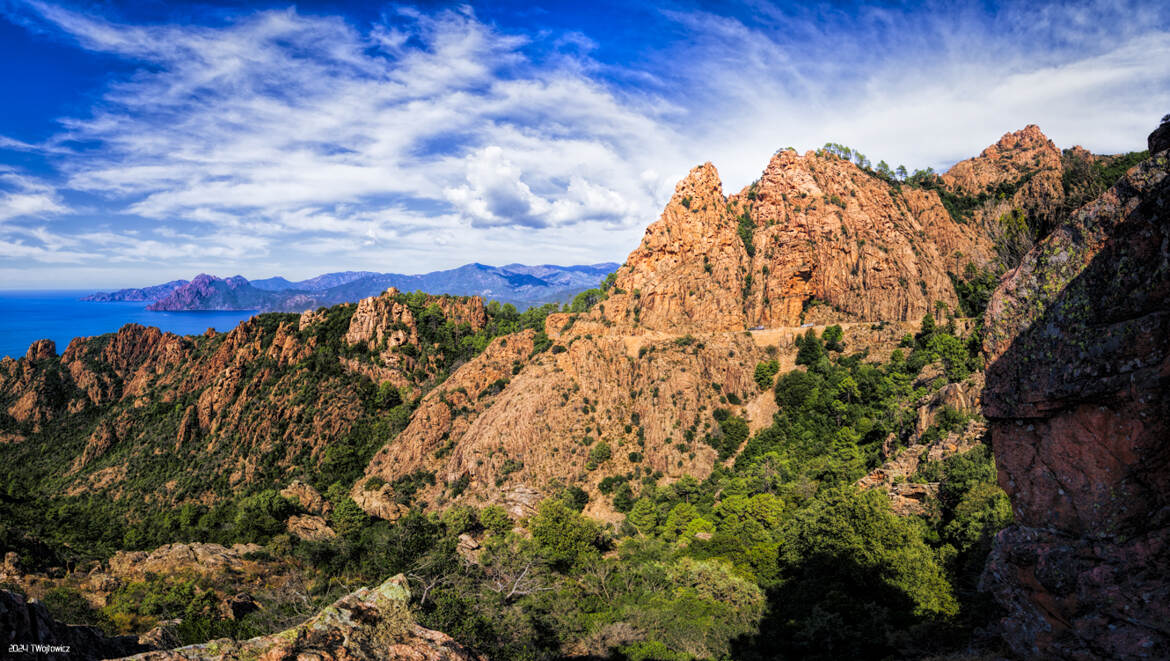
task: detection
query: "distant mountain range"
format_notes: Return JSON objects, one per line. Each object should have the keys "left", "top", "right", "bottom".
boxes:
{"left": 81, "top": 262, "right": 619, "bottom": 312}
{"left": 82, "top": 279, "right": 192, "bottom": 302}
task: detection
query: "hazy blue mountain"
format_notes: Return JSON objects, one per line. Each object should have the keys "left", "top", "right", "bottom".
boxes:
{"left": 249, "top": 276, "right": 297, "bottom": 291}
{"left": 91, "top": 262, "right": 619, "bottom": 312}
{"left": 293, "top": 271, "right": 382, "bottom": 291}
{"left": 80, "top": 279, "right": 189, "bottom": 302}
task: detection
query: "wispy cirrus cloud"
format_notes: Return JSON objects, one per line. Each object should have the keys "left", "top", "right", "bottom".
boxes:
{"left": 35, "top": 3, "right": 681, "bottom": 234}
{"left": 0, "top": 168, "right": 71, "bottom": 222}
{"left": 0, "top": 0, "right": 1167, "bottom": 287}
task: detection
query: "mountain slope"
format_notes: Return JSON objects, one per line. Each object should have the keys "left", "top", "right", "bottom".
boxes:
{"left": 0, "top": 290, "right": 540, "bottom": 560}
{"left": 354, "top": 131, "right": 1039, "bottom": 519}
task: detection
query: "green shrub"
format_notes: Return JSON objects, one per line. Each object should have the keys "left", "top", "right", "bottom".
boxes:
{"left": 586, "top": 441, "right": 612, "bottom": 470}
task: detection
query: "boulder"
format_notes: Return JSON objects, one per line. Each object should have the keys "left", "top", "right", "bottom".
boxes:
{"left": 122, "top": 575, "right": 483, "bottom": 660}
{"left": 286, "top": 514, "right": 336, "bottom": 542}
{"left": 279, "top": 480, "right": 329, "bottom": 515}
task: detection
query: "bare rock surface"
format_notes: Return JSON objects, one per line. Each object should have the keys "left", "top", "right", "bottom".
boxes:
{"left": 980, "top": 125, "right": 1170, "bottom": 659}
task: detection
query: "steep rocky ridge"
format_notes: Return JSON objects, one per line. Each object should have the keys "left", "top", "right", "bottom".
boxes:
{"left": 0, "top": 290, "right": 495, "bottom": 520}
{"left": 601, "top": 151, "right": 995, "bottom": 332}
{"left": 355, "top": 130, "right": 1063, "bottom": 520}
{"left": 943, "top": 124, "right": 1065, "bottom": 223}
{"left": 979, "top": 124, "right": 1170, "bottom": 658}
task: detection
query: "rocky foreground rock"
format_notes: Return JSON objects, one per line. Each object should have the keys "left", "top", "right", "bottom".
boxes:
{"left": 980, "top": 122, "right": 1170, "bottom": 658}
{"left": 120, "top": 575, "right": 482, "bottom": 661}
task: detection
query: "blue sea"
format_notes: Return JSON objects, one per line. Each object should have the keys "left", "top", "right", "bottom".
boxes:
{"left": 0, "top": 290, "right": 259, "bottom": 360}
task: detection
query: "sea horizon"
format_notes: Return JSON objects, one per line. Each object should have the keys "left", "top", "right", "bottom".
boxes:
{"left": 0, "top": 289, "right": 259, "bottom": 360}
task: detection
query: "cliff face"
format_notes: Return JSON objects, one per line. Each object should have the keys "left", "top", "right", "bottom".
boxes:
{"left": 601, "top": 151, "right": 994, "bottom": 332}
{"left": 979, "top": 125, "right": 1170, "bottom": 658}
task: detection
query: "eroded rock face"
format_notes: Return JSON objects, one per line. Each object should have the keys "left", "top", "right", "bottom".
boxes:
{"left": 602, "top": 151, "right": 994, "bottom": 332}
{"left": 980, "top": 128, "right": 1170, "bottom": 659}
{"left": 358, "top": 321, "right": 771, "bottom": 522}
{"left": 121, "top": 575, "right": 483, "bottom": 661}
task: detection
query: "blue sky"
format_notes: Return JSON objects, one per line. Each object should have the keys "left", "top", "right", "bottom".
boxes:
{"left": 1, "top": 0, "right": 1168, "bottom": 288}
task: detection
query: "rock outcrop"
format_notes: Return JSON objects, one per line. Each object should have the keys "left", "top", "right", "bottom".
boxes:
{"left": 107, "top": 543, "right": 266, "bottom": 580}
{"left": 122, "top": 575, "right": 483, "bottom": 661}
{"left": 280, "top": 479, "right": 331, "bottom": 515}
{"left": 601, "top": 150, "right": 994, "bottom": 332}
{"left": 943, "top": 125, "right": 1063, "bottom": 202}
{"left": 979, "top": 123, "right": 1170, "bottom": 659}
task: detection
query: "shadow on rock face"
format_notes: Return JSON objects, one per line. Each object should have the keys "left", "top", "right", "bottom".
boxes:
{"left": 978, "top": 121, "right": 1170, "bottom": 659}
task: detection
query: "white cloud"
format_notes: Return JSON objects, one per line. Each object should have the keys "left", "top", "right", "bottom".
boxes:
{"left": 26, "top": 4, "right": 681, "bottom": 244}
{"left": 665, "top": 2, "right": 1170, "bottom": 190}
{"left": 0, "top": 169, "right": 70, "bottom": 222}
{"left": 2, "top": 1, "right": 1168, "bottom": 284}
